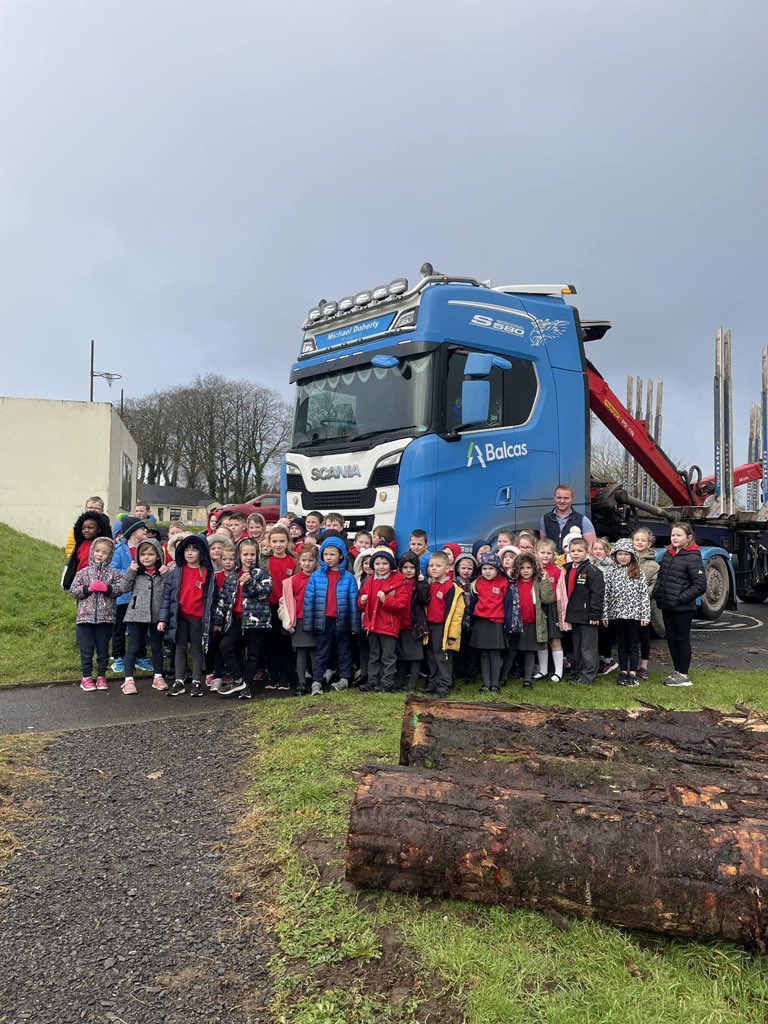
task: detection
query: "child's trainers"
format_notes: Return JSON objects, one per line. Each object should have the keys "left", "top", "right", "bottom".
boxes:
{"left": 617, "top": 671, "right": 629, "bottom": 686}
{"left": 238, "top": 686, "right": 253, "bottom": 700}
{"left": 167, "top": 679, "right": 186, "bottom": 697}
{"left": 637, "top": 667, "right": 649, "bottom": 680}
{"left": 121, "top": 678, "right": 138, "bottom": 695}
{"left": 110, "top": 658, "right": 125, "bottom": 674}
{"left": 311, "top": 681, "right": 323, "bottom": 696}
{"left": 209, "top": 677, "right": 223, "bottom": 692}
{"left": 152, "top": 674, "right": 168, "bottom": 691}
{"left": 80, "top": 677, "right": 96, "bottom": 692}
{"left": 205, "top": 673, "right": 215, "bottom": 688}
{"left": 96, "top": 676, "right": 109, "bottom": 691}
{"left": 332, "top": 677, "right": 349, "bottom": 691}
{"left": 626, "top": 673, "right": 640, "bottom": 687}
{"left": 136, "top": 657, "right": 154, "bottom": 673}
{"left": 190, "top": 680, "right": 204, "bottom": 697}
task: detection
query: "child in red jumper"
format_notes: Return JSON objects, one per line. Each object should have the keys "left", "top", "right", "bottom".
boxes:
{"left": 513, "top": 552, "right": 555, "bottom": 690}
{"left": 261, "top": 525, "right": 298, "bottom": 689}
{"left": 281, "top": 546, "right": 319, "bottom": 695}
{"left": 214, "top": 539, "right": 273, "bottom": 698}
{"left": 395, "top": 552, "right": 430, "bottom": 691}
{"left": 469, "top": 552, "right": 517, "bottom": 694}
{"left": 423, "top": 552, "right": 466, "bottom": 699}
{"left": 158, "top": 534, "right": 216, "bottom": 697}
{"left": 358, "top": 548, "right": 408, "bottom": 692}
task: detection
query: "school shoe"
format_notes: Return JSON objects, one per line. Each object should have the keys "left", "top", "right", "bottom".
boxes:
{"left": 523, "top": 680, "right": 533, "bottom": 690}
{"left": 550, "top": 674, "right": 563, "bottom": 683}
{"left": 664, "top": 673, "right": 693, "bottom": 687}
{"left": 532, "top": 672, "right": 546, "bottom": 681}
{"left": 136, "top": 658, "right": 154, "bottom": 673}
{"left": 238, "top": 686, "right": 253, "bottom": 700}
{"left": 311, "top": 681, "right": 323, "bottom": 696}
{"left": 332, "top": 677, "right": 349, "bottom": 691}
{"left": 599, "top": 658, "right": 619, "bottom": 676}
{"left": 190, "top": 680, "right": 204, "bottom": 697}
{"left": 167, "top": 679, "right": 186, "bottom": 697}
{"left": 80, "top": 677, "right": 96, "bottom": 692}
{"left": 121, "top": 677, "right": 138, "bottom": 695}
{"left": 96, "top": 676, "right": 109, "bottom": 691}
{"left": 110, "top": 658, "right": 125, "bottom": 674}
{"left": 152, "top": 674, "right": 169, "bottom": 691}
{"left": 219, "top": 678, "right": 245, "bottom": 697}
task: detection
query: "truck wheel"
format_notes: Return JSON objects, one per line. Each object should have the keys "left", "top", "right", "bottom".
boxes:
{"left": 699, "top": 555, "right": 730, "bottom": 621}
{"left": 741, "top": 583, "right": 768, "bottom": 604}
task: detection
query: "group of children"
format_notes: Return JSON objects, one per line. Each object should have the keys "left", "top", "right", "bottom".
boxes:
{"left": 65, "top": 496, "right": 663, "bottom": 698}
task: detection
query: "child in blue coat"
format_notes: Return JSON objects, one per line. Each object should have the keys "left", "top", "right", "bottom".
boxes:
{"left": 302, "top": 537, "right": 360, "bottom": 695}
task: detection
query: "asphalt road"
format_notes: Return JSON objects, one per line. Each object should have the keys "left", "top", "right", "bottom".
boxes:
{"left": 1, "top": 604, "right": 765, "bottom": 736}
{"left": 0, "top": 684, "right": 267, "bottom": 736}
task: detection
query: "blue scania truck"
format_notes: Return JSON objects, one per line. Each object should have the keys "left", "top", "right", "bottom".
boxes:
{"left": 283, "top": 267, "right": 768, "bottom": 618}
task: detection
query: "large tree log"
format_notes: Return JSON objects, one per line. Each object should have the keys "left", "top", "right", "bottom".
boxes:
{"left": 346, "top": 762, "right": 768, "bottom": 948}
{"left": 400, "top": 697, "right": 768, "bottom": 774}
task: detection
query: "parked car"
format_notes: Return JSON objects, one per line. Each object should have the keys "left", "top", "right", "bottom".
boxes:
{"left": 211, "top": 493, "right": 282, "bottom": 526}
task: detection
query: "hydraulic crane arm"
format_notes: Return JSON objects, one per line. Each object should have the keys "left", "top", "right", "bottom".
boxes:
{"left": 587, "top": 362, "right": 697, "bottom": 507}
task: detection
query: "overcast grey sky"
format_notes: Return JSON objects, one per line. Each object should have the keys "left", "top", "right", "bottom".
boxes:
{"left": 1, "top": 0, "right": 766, "bottom": 478}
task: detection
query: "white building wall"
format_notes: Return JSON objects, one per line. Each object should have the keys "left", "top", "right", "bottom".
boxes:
{"left": 0, "top": 398, "right": 138, "bottom": 546}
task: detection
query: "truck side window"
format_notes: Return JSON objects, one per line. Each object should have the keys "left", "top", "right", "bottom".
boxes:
{"left": 446, "top": 350, "right": 538, "bottom": 431}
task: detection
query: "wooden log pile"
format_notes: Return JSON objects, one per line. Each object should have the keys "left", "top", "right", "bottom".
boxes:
{"left": 346, "top": 697, "right": 768, "bottom": 948}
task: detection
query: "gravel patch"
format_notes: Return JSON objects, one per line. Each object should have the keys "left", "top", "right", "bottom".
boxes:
{"left": 0, "top": 713, "right": 272, "bottom": 1023}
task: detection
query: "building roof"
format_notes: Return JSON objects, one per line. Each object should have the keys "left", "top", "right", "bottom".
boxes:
{"left": 138, "top": 485, "right": 218, "bottom": 508}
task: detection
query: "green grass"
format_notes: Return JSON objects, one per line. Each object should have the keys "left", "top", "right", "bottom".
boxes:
{"left": 244, "top": 677, "right": 768, "bottom": 1024}
{"left": 0, "top": 524, "right": 82, "bottom": 684}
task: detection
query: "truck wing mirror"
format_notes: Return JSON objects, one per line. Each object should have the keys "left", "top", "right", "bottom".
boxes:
{"left": 444, "top": 379, "right": 490, "bottom": 441}
{"left": 371, "top": 354, "right": 400, "bottom": 368}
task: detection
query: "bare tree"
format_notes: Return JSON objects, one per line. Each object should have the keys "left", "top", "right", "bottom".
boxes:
{"left": 125, "top": 375, "right": 292, "bottom": 502}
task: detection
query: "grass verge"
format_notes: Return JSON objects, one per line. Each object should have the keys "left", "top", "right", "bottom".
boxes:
{"left": 0, "top": 734, "right": 47, "bottom": 876}
{"left": 242, "top": 672, "right": 768, "bottom": 1024}
{"left": 0, "top": 524, "right": 81, "bottom": 685}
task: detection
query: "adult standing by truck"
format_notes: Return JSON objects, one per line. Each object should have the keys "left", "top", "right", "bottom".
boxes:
{"left": 653, "top": 523, "right": 707, "bottom": 687}
{"left": 539, "top": 485, "right": 597, "bottom": 554}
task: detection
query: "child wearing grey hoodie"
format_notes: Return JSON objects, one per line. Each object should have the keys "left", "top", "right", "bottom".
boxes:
{"left": 115, "top": 538, "right": 170, "bottom": 695}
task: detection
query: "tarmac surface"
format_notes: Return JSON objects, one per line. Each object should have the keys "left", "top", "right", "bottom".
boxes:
{"left": 1, "top": 603, "right": 765, "bottom": 736}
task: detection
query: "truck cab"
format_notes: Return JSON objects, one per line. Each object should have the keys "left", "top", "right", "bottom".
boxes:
{"left": 284, "top": 271, "right": 590, "bottom": 548}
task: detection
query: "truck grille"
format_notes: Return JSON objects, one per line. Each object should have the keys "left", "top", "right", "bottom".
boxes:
{"left": 299, "top": 486, "right": 377, "bottom": 510}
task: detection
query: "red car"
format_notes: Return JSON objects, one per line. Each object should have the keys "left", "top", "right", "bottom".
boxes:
{"left": 210, "top": 493, "right": 282, "bottom": 528}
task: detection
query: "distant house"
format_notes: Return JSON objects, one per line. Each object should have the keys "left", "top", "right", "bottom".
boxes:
{"left": 138, "top": 485, "right": 218, "bottom": 526}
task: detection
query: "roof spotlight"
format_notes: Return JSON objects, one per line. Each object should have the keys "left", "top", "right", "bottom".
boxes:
{"left": 339, "top": 296, "right": 354, "bottom": 312}
{"left": 322, "top": 301, "right": 338, "bottom": 317}
{"left": 388, "top": 277, "right": 408, "bottom": 295}
{"left": 308, "top": 307, "right": 322, "bottom": 322}
{"left": 372, "top": 286, "right": 388, "bottom": 301}
{"left": 355, "top": 290, "right": 372, "bottom": 306}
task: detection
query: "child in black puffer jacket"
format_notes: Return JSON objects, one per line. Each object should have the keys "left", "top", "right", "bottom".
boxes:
{"left": 652, "top": 524, "right": 706, "bottom": 687}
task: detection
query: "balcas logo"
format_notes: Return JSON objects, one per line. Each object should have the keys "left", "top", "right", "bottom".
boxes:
{"left": 467, "top": 440, "right": 528, "bottom": 469}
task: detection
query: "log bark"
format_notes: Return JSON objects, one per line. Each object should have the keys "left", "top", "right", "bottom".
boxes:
{"left": 400, "top": 697, "right": 768, "bottom": 775}
{"left": 346, "top": 762, "right": 768, "bottom": 948}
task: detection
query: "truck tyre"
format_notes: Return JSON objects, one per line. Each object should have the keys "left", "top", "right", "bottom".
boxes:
{"left": 699, "top": 555, "right": 730, "bottom": 621}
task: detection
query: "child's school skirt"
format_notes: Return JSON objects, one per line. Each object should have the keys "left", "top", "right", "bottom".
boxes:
{"left": 396, "top": 628, "right": 424, "bottom": 662}
{"left": 544, "top": 602, "right": 562, "bottom": 640}
{"left": 470, "top": 618, "right": 506, "bottom": 650}
{"left": 292, "top": 623, "right": 316, "bottom": 649}
{"left": 517, "top": 621, "right": 545, "bottom": 651}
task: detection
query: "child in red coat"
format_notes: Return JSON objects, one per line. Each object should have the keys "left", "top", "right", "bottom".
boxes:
{"left": 358, "top": 547, "right": 408, "bottom": 692}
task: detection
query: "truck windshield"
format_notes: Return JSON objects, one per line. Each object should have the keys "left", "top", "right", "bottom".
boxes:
{"left": 292, "top": 353, "right": 433, "bottom": 447}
